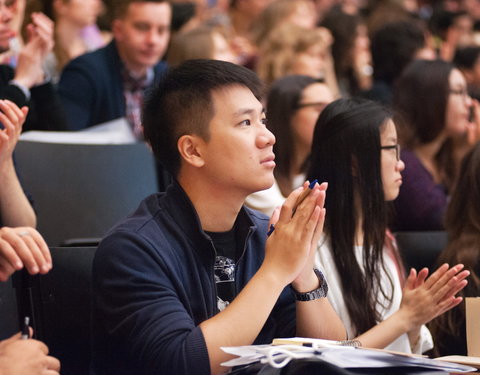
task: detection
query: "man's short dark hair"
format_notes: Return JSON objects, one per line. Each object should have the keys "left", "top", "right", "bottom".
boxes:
{"left": 371, "top": 20, "right": 426, "bottom": 84}
{"left": 143, "top": 59, "right": 264, "bottom": 177}
{"left": 111, "top": 0, "right": 169, "bottom": 19}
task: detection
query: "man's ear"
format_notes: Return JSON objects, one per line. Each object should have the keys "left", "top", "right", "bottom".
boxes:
{"left": 177, "top": 134, "right": 205, "bottom": 168}
{"left": 111, "top": 19, "right": 123, "bottom": 41}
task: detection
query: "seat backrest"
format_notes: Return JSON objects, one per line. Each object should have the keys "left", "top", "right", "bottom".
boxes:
{"left": 25, "top": 247, "right": 96, "bottom": 375}
{"left": 0, "top": 277, "right": 19, "bottom": 340}
{"left": 394, "top": 231, "right": 448, "bottom": 271}
{"left": 14, "top": 141, "right": 159, "bottom": 246}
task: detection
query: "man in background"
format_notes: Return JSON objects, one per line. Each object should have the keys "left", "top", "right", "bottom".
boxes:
{"left": 58, "top": 0, "right": 171, "bottom": 138}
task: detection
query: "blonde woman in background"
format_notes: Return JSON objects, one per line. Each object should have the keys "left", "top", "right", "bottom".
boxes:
{"left": 167, "top": 25, "right": 236, "bottom": 66}
{"left": 256, "top": 23, "right": 339, "bottom": 95}
{"left": 251, "top": 0, "right": 318, "bottom": 47}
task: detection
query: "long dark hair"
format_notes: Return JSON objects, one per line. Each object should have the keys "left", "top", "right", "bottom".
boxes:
{"left": 267, "top": 75, "right": 322, "bottom": 195}
{"left": 321, "top": 8, "right": 362, "bottom": 94}
{"left": 307, "top": 97, "right": 394, "bottom": 336}
{"left": 393, "top": 59, "right": 453, "bottom": 148}
{"left": 429, "top": 143, "right": 480, "bottom": 353}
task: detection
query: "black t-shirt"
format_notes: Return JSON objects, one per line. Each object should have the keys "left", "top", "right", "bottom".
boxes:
{"left": 206, "top": 227, "right": 240, "bottom": 312}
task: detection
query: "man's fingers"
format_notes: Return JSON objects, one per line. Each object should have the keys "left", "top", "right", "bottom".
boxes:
{"left": 276, "top": 186, "right": 303, "bottom": 225}
{"left": 18, "top": 234, "right": 51, "bottom": 274}
{"left": 29, "top": 229, "right": 52, "bottom": 268}
{"left": 45, "top": 355, "right": 61, "bottom": 372}
{"left": 0, "top": 238, "right": 23, "bottom": 270}
{"left": 1, "top": 229, "right": 41, "bottom": 274}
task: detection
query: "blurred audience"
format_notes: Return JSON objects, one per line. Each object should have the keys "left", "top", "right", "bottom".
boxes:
{"left": 58, "top": 0, "right": 171, "bottom": 137}
{"left": 429, "top": 8, "right": 474, "bottom": 61}
{"left": 251, "top": 0, "right": 318, "bottom": 47}
{"left": 0, "top": 0, "right": 26, "bottom": 66}
{"left": 167, "top": 25, "right": 236, "bottom": 65}
{"left": 225, "top": 0, "right": 273, "bottom": 65}
{"left": 0, "top": 1, "right": 67, "bottom": 131}
{"left": 362, "top": 19, "right": 435, "bottom": 105}
{"left": 454, "top": 46, "right": 480, "bottom": 100}
{"left": 24, "top": 0, "right": 108, "bottom": 83}
{"left": 429, "top": 142, "right": 480, "bottom": 356}
{"left": 321, "top": 7, "right": 372, "bottom": 97}
{"left": 256, "top": 23, "right": 338, "bottom": 93}
{"left": 392, "top": 59, "right": 474, "bottom": 231}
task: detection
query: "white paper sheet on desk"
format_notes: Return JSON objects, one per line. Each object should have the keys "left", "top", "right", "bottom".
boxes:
{"left": 320, "top": 347, "right": 476, "bottom": 371}
{"left": 221, "top": 344, "right": 316, "bottom": 367}
{"left": 20, "top": 118, "right": 137, "bottom": 144}
{"left": 221, "top": 342, "right": 477, "bottom": 372}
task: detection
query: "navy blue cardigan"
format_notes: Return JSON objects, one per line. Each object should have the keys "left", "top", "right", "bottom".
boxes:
{"left": 92, "top": 183, "right": 296, "bottom": 375}
{"left": 58, "top": 40, "right": 168, "bottom": 130}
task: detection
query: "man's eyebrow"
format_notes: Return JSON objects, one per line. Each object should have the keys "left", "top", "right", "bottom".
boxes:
{"left": 233, "top": 108, "right": 266, "bottom": 117}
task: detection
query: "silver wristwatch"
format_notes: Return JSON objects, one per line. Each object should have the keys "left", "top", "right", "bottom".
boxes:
{"left": 292, "top": 268, "right": 328, "bottom": 301}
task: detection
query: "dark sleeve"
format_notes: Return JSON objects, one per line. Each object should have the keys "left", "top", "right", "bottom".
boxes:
{"left": 58, "top": 58, "right": 97, "bottom": 130}
{"left": 23, "top": 82, "right": 69, "bottom": 131}
{"left": 92, "top": 232, "right": 211, "bottom": 375}
{"left": 0, "top": 65, "right": 68, "bottom": 131}
{"left": 0, "top": 65, "right": 28, "bottom": 106}
{"left": 392, "top": 151, "right": 447, "bottom": 231}
{"left": 0, "top": 84, "right": 28, "bottom": 106}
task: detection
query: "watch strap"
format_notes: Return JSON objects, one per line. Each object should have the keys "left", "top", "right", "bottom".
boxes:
{"left": 292, "top": 268, "right": 328, "bottom": 301}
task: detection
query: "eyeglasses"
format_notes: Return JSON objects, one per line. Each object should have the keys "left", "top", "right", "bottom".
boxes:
{"left": 449, "top": 88, "right": 470, "bottom": 100}
{"left": 296, "top": 102, "right": 329, "bottom": 111}
{"left": 380, "top": 144, "right": 401, "bottom": 161}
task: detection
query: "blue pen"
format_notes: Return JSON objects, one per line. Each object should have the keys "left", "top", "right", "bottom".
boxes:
{"left": 267, "top": 179, "right": 318, "bottom": 236}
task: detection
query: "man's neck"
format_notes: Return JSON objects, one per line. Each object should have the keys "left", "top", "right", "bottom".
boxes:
{"left": 178, "top": 173, "right": 246, "bottom": 233}
{"left": 116, "top": 43, "right": 148, "bottom": 77}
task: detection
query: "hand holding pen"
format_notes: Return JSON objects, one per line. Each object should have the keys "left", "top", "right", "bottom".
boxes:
{"left": 263, "top": 180, "right": 327, "bottom": 286}
{"left": 0, "top": 320, "right": 61, "bottom": 374}
{"left": 267, "top": 179, "right": 320, "bottom": 236}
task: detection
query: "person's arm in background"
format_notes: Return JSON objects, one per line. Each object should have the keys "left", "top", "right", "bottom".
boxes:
{"left": 0, "top": 331, "right": 60, "bottom": 375}
{"left": 354, "top": 264, "right": 468, "bottom": 351}
{"left": 0, "top": 100, "right": 35, "bottom": 227}
{"left": 11, "top": 12, "right": 68, "bottom": 132}
{"left": 0, "top": 225, "right": 58, "bottom": 375}
{"left": 0, "top": 226, "right": 52, "bottom": 281}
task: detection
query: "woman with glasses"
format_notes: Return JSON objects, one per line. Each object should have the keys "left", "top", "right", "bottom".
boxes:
{"left": 392, "top": 59, "right": 478, "bottom": 231}
{"left": 308, "top": 97, "right": 469, "bottom": 354}
{"left": 246, "top": 75, "right": 334, "bottom": 215}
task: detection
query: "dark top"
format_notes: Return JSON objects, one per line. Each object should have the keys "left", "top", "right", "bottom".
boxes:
{"left": 92, "top": 182, "right": 296, "bottom": 375}
{"left": 58, "top": 40, "right": 168, "bottom": 130}
{"left": 392, "top": 149, "right": 447, "bottom": 231}
{"left": 359, "top": 80, "right": 393, "bottom": 106}
{"left": 0, "top": 64, "right": 68, "bottom": 131}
